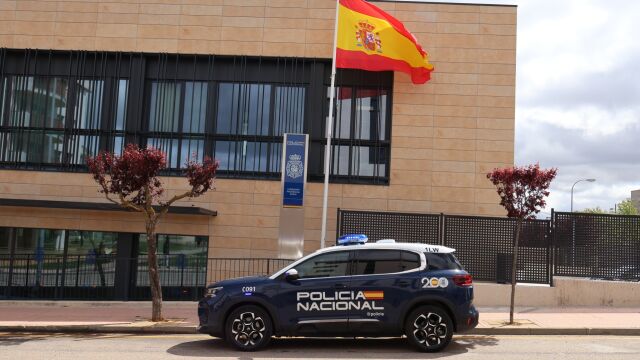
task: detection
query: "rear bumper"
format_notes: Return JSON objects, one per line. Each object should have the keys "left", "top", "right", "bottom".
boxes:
{"left": 456, "top": 304, "right": 479, "bottom": 333}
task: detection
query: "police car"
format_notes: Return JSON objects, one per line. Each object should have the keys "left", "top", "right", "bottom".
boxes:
{"left": 198, "top": 235, "right": 478, "bottom": 352}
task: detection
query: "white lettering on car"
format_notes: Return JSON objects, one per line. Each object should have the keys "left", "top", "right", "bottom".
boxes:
{"left": 421, "top": 277, "right": 449, "bottom": 288}
{"left": 296, "top": 291, "right": 385, "bottom": 312}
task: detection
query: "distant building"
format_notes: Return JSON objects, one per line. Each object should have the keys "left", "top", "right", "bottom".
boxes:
{"left": 632, "top": 190, "right": 640, "bottom": 212}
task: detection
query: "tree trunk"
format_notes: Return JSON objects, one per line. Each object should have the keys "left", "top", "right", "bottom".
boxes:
{"left": 145, "top": 220, "right": 163, "bottom": 322}
{"left": 509, "top": 218, "right": 522, "bottom": 325}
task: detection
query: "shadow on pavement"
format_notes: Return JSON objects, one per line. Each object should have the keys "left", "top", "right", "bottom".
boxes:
{"left": 166, "top": 335, "right": 499, "bottom": 358}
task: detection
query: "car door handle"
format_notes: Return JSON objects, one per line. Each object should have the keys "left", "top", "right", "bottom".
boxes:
{"left": 334, "top": 283, "right": 347, "bottom": 289}
{"left": 397, "top": 280, "right": 410, "bottom": 287}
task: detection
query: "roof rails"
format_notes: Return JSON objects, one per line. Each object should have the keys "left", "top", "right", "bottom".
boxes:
{"left": 376, "top": 239, "right": 396, "bottom": 244}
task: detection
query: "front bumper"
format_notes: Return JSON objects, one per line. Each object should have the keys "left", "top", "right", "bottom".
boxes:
{"left": 197, "top": 297, "right": 225, "bottom": 337}
{"left": 456, "top": 304, "right": 479, "bottom": 333}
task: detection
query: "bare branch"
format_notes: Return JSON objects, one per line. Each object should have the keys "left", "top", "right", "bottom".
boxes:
{"left": 157, "top": 191, "right": 194, "bottom": 217}
{"left": 119, "top": 193, "right": 144, "bottom": 212}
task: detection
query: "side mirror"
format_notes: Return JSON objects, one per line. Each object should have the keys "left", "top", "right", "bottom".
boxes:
{"left": 284, "top": 268, "right": 299, "bottom": 282}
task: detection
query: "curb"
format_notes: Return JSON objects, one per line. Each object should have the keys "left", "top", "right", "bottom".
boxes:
{"left": 2, "top": 325, "right": 640, "bottom": 336}
{"left": 468, "top": 328, "right": 640, "bottom": 336}
{"left": 0, "top": 325, "right": 197, "bottom": 335}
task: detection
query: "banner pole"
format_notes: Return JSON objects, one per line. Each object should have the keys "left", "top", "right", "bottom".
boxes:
{"left": 320, "top": 0, "right": 340, "bottom": 249}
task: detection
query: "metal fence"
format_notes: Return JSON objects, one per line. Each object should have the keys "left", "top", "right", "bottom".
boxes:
{"left": 337, "top": 209, "right": 640, "bottom": 285}
{"left": 443, "top": 215, "right": 550, "bottom": 284}
{"left": 338, "top": 209, "right": 441, "bottom": 244}
{"left": 0, "top": 254, "right": 118, "bottom": 299}
{"left": 553, "top": 212, "right": 640, "bottom": 281}
{"left": 0, "top": 255, "right": 294, "bottom": 301}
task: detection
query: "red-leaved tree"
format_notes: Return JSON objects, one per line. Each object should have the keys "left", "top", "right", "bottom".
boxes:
{"left": 87, "top": 144, "right": 218, "bottom": 321}
{"left": 487, "top": 163, "right": 557, "bottom": 324}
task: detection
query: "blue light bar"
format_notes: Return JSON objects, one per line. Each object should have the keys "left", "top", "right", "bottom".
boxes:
{"left": 338, "top": 234, "right": 368, "bottom": 245}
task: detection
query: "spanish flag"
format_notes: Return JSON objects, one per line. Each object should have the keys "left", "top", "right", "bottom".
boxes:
{"left": 336, "top": 0, "right": 434, "bottom": 84}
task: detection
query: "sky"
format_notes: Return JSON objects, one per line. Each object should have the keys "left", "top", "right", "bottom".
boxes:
{"left": 401, "top": 0, "right": 640, "bottom": 216}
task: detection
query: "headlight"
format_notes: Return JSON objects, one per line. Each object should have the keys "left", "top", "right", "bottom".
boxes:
{"left": 205, "top": 286, "right": 223, "bottom": 298}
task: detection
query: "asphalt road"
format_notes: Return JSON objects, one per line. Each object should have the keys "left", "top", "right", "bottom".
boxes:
{"left": 1, "top": 333, "right": 640, "bottom": 359}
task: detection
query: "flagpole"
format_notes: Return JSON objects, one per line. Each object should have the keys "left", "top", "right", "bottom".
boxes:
{"left": 320, "top": 0, "right": 341, "bottom": 249}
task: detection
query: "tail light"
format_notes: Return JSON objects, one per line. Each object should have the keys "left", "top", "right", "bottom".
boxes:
{"left": 453, "top": 274, "right": 473, "bottom": 287}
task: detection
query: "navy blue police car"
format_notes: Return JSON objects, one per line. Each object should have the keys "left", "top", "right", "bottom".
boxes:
{"left": 198, "top": 235, "right": 478, "bottom": 352}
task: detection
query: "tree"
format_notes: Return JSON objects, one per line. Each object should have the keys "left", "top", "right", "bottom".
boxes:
{"left": 583, "top": 200, "right": 639, "bottom": 215}
{"left": 487, "top": 163, "right": 557, "bottom": 324}
{"left": 582, "top": 206, "right": 607, "bottom": 214}
{"left": 615, "top": 199, "right": 639, "bottom": 215}
{"left": 87, "top": 144, "right": 218, "bottom": 321}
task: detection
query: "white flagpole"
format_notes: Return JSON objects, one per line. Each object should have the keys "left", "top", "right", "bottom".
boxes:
{"left": 320, "top": 0, "right": 341, "bottom": 249}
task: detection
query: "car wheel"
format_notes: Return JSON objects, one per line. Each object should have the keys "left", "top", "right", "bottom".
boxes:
{"left": 404, "top": 305, "right": 453, "bottom": 352}
{"left": 225, "top": 305, "right": 272, "bottom": 351}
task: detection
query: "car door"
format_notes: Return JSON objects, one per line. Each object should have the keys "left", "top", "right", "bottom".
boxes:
{"left": 275, "top": 250, "right": 352, "bottom": 336}
{"left": 348, "top": 249, "right": 423, "bottom": 336}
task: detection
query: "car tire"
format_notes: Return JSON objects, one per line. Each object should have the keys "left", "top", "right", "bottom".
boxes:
{"left": 224, "top": 305, "right": 273, "bottom": 351}
{"left": 404, "top": 305, "right": 453, "bottom": 352}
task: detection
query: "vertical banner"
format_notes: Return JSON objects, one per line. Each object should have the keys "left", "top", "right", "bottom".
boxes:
{"left": 278, "top": 133, "right": 309, "bottom": 259}
{"left": 281, "top": 133, "right": 309, "bottom": 207}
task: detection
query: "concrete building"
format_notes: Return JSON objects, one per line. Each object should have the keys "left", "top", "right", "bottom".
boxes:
{"left": 0, "top": 0, "right": 516, "bottom": 299}
{"left": 632, "top": 189, "right": 640, "bottom": 212}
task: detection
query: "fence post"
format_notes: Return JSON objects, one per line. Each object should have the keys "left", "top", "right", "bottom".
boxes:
{"left": 54, "top": 257, "right": 61, "bottom": 299}
{"left": 335, "top": 208, "right": 341, "bottom": 244}
{"left": 6, "top": 254, "right": 14, "bottom": 298}
{"left": 440, "top": 213, "right": 445, "bottom": 246}
{"left": 549, "top": 208, "right": 555, "bottom": 287}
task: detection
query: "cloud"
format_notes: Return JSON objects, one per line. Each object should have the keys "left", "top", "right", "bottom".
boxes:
{"left": 513, "top": 0, "right": 640, "bottom": 212}
{"left": 402, "top": 0, "right": 640, "bottom": 213}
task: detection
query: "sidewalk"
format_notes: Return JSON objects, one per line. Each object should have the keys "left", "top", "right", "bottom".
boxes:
{"left": 1, "top": 301, "right": 640, "bottom": 336}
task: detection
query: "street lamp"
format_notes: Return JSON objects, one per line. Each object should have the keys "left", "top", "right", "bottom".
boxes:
{"left": 570, "top": 178, "right": 596, "bottom": 212}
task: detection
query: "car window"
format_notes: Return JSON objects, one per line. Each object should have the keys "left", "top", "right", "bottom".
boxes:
{"left": 401, "top": 250, "right": 421, "bottom": 271}
{"left": 295, "top": 251, "right": 350, "bottom": 279}
{"left": 425, "top": 253, "right": 463, "bottom": 270}
{"left": 353, "top": 250, "right": 404, "bottom": 275}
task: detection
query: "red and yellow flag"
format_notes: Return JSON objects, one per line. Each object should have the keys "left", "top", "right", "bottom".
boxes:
{"left": 336, "top": 0, "right": 434, "bottom": 84}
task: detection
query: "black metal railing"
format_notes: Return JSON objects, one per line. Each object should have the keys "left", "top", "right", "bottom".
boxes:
{"left": 337, "top": 209, "right": 640, "bottom": 285}
{"left": 0, "top": 255, "right": 294, "bottom": 301}
{"left": 553, "top": 211, "right": 640, "bottom": 281}
{"left": 206, "top": 258, "right": 294, "bottom": 283}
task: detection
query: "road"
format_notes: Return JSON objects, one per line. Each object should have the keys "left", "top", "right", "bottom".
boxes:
{"left": 1, "top": 333, "right": 639, "bottom": 359}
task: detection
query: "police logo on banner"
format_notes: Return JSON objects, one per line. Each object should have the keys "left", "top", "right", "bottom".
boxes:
{"left": 282, "top": 134, "right": 308, "bottom": 208}
{"left": 286, "top": 154, "right": 303, "bottom": 179}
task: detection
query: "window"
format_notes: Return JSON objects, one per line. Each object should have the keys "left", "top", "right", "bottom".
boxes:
{"left": 213, "top": 83, "right": 305, "bottom": 175}
{"left": 146, "top": 81, "right": 206, "bottom": 169}
{"left": 353, "top": 250, "right": 421, "bottom": 275}
{"left": 0, "top": 50, "right": 392, "bottom": 184}
{"left": 324, "top": 86, "right": 390, "bottom": 183}
{"left": 67, "top": 231, "right": 117, "bottom": 256}
{"left": 0, "top": 76, "right": 68, "bottom": 165}
{"left": 426, "top": 253, "right": 463, "bottom": 271}
{"left": 13, "top": 228, "right": 66, "bottom": 255}
{"left": 401, "top": 251, "right": 422, "bottom": 271}
{"left": 0, "top": 73, "right": 128, "bottom": 169}
{"left": 295, "top": 251, "right": 350, "bottom": 279}
{"left": 354, "top": 250, "right": 401, "bottom": 275}
{"left": 138, "top": 234, "right": 208, "bottom": 257}
{"left": 0, "top": 227, "right": 10, "bottom": 254}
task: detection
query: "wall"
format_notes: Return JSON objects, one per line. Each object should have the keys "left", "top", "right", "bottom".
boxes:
{"left": 0, "top": 0, "right": 517, "bottom": 260}
{"left": 474, "top": 277, "right": 640, "bottom": 307}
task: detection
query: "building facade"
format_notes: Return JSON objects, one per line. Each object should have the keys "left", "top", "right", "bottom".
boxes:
{"left": 0, "top": 0, "right": 516, "bottom": 299}
{"left": 632, "top": 190, "right": 640, "bottom": 213}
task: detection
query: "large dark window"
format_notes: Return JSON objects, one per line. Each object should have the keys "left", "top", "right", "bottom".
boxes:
{"left": 0, "top": 49, "right": 392, "bottom": 184}
{"left": 295, "top": 251, "right": 350, "bottom": 279}
{"left": 329, "top": 87, "right": 389, "bottom": 181}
